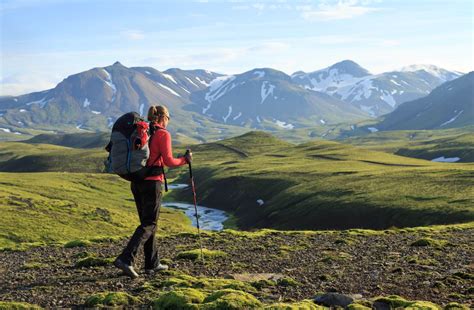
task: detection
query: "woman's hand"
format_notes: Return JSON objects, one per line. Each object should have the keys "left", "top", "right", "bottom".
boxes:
{"left": 184, "top": 149, "right": 193, "bottom": 164}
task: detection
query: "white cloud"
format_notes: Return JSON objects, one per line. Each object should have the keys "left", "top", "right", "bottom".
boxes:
{"left": 121, "top": 30, "right": 145, "bottom": 40}
{"left": 299, "top": 0, "right": 380, "bottom": 21}
{"left": 0, "top": 73, "right": 59, "bottom": 96}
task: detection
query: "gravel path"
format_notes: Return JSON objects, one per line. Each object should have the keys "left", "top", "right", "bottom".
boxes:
{"left": 0, "top": 228, "right": 472, "bottom": 308}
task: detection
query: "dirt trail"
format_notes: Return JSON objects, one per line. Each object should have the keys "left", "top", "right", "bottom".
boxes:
{"left": 0, "top": 228, "right": 472, "bottom": 308}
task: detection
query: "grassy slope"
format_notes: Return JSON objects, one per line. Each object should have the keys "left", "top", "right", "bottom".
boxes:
{"left": 0, "top": 172, "right": 193, "bottom": 250}
{"left": 0, "top": 142, "right": 106, "bottom": 172}
{"left": 341, "top": 126, "right": 474, "bottom": 162}
{"left": 172, "top": 131, "right": 474, "bottom": 230}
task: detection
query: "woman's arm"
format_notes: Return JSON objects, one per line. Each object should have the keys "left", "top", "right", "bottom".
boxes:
{"left": 159, "top": 131, "right": 187, "bottom": 168}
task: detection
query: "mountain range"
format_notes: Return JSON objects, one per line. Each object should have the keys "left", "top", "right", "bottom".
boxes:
{"left": 0, "top": 60, "right": 467, "bottom": 141}
{"left": 373, "top": 71, "right": 474, "bottom": 130}
{"left": 292, "top": 61, "right": 463, "bottom": 117}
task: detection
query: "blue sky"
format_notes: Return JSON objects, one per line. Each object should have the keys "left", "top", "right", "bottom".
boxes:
{"left": 1, "top": 0, "right": 473, "bottom": 95}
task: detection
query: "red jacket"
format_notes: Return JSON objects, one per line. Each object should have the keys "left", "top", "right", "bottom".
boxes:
{"left": 145, "top": 123, "right": 187, "bottom": 182}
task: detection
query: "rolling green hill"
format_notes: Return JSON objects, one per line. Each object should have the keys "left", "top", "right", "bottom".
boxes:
{"left": 0, "top": 172, "right": 193, "bottom": 250}
{"left": 172, "top": 131, "right": 474, "bottom": 230}
{"left": 0, "top": 142, "right": 106, "bottom": 172}
{"left": 341, "top": 126, "right": 474, "bottom": 162}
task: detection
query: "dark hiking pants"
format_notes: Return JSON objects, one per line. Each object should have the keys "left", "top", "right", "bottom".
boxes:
{"left": 118, "top": 180, "right": 162, "bottom": 269}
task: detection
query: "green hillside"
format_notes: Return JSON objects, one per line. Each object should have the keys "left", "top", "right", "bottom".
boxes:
{"left": 0, "top": 142, "right": 106, "bottom": 172}
{"left": 341, "top": 126, "right": 474, "bottom": 162}
{"left": 0, "top": 172, "right": 193, "bottom": 250}
{"left": 172, "top": 131, "right": 474, "bottom": 230}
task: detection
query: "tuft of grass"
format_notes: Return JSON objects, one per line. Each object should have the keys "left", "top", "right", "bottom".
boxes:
{"left": 75, "top": 255, "right": 113, "bottom": 268}
{"left": 201, "top": 289, "right": 262, "bottom": 310}
{"left": 0, "top": 301, "right": 42, "bottom": 309}
{"left": 264, "top": 300, "right": 321, "bottom": 309}
{"left": 176, "top": 248, "right": 227, "bottom": 261}
{"left": 84, "top": 292, "right": 140, "bottom": 307}
{"left": 277, "top": 277, "right": 301, "bottom": 287}
{"left": 64, "top": 239, "right": 91, "bottom": 248}
{"left": 373, "top": 295, "right": 440, "bottom": 310}
{"left": 153, "top": 288, "right": 206, "bottom": 310}
{"left": 444, "top": 302, "right": 470, "bottom": 310}
{"left": 410, "top": 238, "right": 446, "bottom": 247}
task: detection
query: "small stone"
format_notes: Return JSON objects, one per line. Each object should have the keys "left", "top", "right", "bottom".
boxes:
{"left": 314, "top": 292, "right": 354, "bottom": 307}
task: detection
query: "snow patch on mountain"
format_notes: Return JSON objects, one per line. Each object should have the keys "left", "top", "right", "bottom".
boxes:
{"left": 440, "top": 110, "right": 463, "bottom": 127}
{"left": 399, "top": 64, "right": 462, "bottom": 82}
{"left": 83, "top": 98, "right": 91, "bottom": 108}
{"left": 379, "top": 92, "right": 396, "bottom": 107}
{"left": 253, "top": 71, "right": 265, "bottom": 78}
{"left": 261, "top": 81, "right": 275, "bottom": 104}
{"left": 185, "top": 76, "right": 199, "bottom": 87}
{"left": 26, "top": 97, "right": 50, "bottom": 108}
{"left": 157, "top": 83, "right": 181, "bottom": 97}
{"left": 163, "top": 73, "right": 177, "bottom": 84}
{"left": 223, "top": 105, "right": 232, "bottom": 123}
{"left": 204, "top": 76, "right": 236, "bottom": 107}
{"left": 101, "top": 69, "right": 117, "bottom": 99}
{"left": 180, "top": 86, "right": 190, "bottom": 94}
{"left": 139, "top": 103, "right": 145, "bottom": 116}
{"left": 233, "top": 112, "right": 242, "bottom": 121}
{"left": 145, "top": 71, "right": 151, "bottom": 75}
{"left": 368, "top": 127, "right": 379, "bottom": 133}
{"left": 390, "top": 79, "right": 402, "bottom": 86}
{"left": 195, "top": 76, "right": 209, "bottom": 86}
{"left": 91, "top": 110, "right": 101, "bottom": 115}
{"left": 275, "top": 120, "right": 294, "bottom": 129}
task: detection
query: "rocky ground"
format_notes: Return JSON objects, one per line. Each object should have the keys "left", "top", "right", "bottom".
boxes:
{"left": 0, "top": 226, "right": 472, "bottom": 309}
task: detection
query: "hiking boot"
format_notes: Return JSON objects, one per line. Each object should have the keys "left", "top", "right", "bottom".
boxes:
{"left": 114, "top": 258, "right": 139, "bottom": 279}
{"left": 145, "top": 263, "right": 169, "bottom": 275}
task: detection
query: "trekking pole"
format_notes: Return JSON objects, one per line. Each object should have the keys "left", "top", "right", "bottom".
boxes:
{"left": 186, "top": 150, "right": 205, "bottom": 264}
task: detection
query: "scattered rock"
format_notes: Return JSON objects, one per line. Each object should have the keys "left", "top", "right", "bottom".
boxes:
{"left": 314, "top": 292, "right": 354, "bottom": 307}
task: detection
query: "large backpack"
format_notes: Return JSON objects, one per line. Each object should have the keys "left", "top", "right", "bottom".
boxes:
{"left": 105, "top": 112, "right": 166, "bottom": 184}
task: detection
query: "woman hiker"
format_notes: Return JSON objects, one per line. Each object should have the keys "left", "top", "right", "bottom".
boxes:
{"left": 114, "top": 105, "right": 192, "bottom": 279}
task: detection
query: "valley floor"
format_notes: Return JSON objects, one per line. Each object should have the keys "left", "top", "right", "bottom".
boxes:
{"left": 0, "top": 225, "right": 472, "bottom": 308}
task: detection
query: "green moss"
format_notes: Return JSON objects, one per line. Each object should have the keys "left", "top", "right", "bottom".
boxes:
{"left": 373, "top": 296, "right": 440, "bottom": 310}
{"left": 277, "top": 277, "right": 301, "bottom": 287}
{"left": 157, "top": 273, "right": 198, "bottom": 288}
{"left": 347, "top": 303, "right": 372, "bottom": 310}
{"left": 265, "top": 300, "right": 322, "bottom": 309}
{"left": 75, "top": 255, "right": 113, "bottom": 268}
{"left": 64, "top": 239, "right": 91, "bottom": 248}
{"left": 176, "top": 248, "right": 227, "bottom": 260}
{"left": 84, "top": 292, "right": 139, "bottom": 307}
{"left": 201, "top": 289, "right": 262, "bottom": 310}
{"left": 156, "top": 273, "right": 257, "bottom": 293}
{"left": 0, "top": 301, "right": 42, "bottom": 309}
{"left": 251, "top": 279, "right": 277, "bottom": 290}
{"left": 444, "top": 302, "right": 470, "bottom": 310}
{"left": 410, "top": 238, "right": 446, "bottom": 247}
{"left": 153, "top": 288, "right": 206, "bottom": 310}
{"left": 407, "top": 301, "right": 441, "bottom": 309}
{"left": 197, "top": 278, "right": 257, "bottom": 293}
